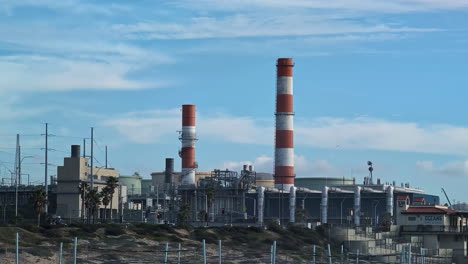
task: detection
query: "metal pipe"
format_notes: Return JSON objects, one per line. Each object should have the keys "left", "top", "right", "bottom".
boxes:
{"left": 180, "top": 105, "right": 197, "bottom": 185}
{"left": 59, "top": 242, "right": 63, "bottom": 264}
{"left": 289, "top": 186, "right": 296, "bottom": 223}
{"left": 313, "top": 245, "right": 316, "bottom": 264}
{"left": 73, "top": 237, "right": 77, "bottom": 264}
{"left": 321, "top": 186, "right": 329, "bottom": 224}
{"left": 408, "top": 244, "right": 412, "bottom": 264}
{"left": 218, "top": 240, "right": 222, "bottom": 264}
{"left": 356, "top": 249, "right": 359, "bottom": 264}
{"left": 354, "top": 186, "right": 361, "bottom": 226}
{"left": 257, "top": 187, "right": 265, "bottom": 226}
{"left": 164, "top": 243, "right": 169, "bottom": 264}
{"left": 401, "top": 246, "right": 405, "bottom": 264}
{"left": 177, "top": 243, "right": 181, "bottom": 264}
{"left": 272, "top": 241, "right": 277, "bottom": 264}
{"left": 202, "top": 239, "right": 207, "bottom": 264}
{"left": 274, "top": 58, "right": 295, "bottom": 191}
{"left": 327, "top": 244, "right": 332, "bottom": 264}
{"left": 15, "top": 232, "right": 19, "bottom": 264}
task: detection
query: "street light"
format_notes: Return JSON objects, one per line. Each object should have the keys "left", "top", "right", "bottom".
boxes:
{"left": 16, "top": 156, "right": 33, "bottom": 218}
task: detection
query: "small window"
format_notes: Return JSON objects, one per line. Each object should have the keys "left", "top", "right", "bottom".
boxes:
{"left": 408, "top": 216, "right": 416, "bottom": 221}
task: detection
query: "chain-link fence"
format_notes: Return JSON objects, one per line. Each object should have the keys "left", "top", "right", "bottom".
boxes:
{"left": 0, "top": 232, "right": 455, "bottom": 264}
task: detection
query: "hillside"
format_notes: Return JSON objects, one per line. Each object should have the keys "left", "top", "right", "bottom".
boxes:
{"left": 0, "top": 223, "right": 336, "bottom": 263}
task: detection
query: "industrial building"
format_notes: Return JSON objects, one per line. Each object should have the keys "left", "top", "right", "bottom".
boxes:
{"left": 56, "top": 145, "right": 126, "bottom": 219}
{"left": 122, "top": 58, "right": 440, "bottom": 232}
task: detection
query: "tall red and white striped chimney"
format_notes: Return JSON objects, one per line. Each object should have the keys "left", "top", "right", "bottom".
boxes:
{"left": 180, "top": 105, "right": 197, "bottom": 185}
{"left": 274, "top": 58, "right": 295, "bottom": 191}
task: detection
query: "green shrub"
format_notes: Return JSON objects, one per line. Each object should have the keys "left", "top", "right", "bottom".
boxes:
{"left": 266, "top": 221, "right": 283, "bottom": 233}
{"left": 192, "top": 227, "right": 219, "bottom": 244}
{"left": 105, "top": 224, "right": 125, "bottom": 236}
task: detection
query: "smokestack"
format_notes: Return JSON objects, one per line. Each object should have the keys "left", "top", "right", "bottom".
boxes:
{"left": 71, "top": 145, "right": 80, "bottom": 158}
{"left": 165, "top": 158, "right": 174, "bottom": 184}
{"left": 274, "top": 58, "right": 295, "bottom": 191}
{"left": 180, "top": 105, "right": 197, "bottom": 185}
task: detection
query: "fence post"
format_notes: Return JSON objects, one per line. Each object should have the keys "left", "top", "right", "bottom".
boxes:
{"left": 15, "top": 232, "right": 19, "bottom": 264}
{"left": 401, "top": 246, "right": 405, "bottom": 264}
{"left": 327, "top": 244, "right": 332, "bottom": 264}
{"left": 270, "top": 245, "right": 273, "bottom": 264}
{"left": 313, "top": 245, "right": 316, "bottom": 264}
{"left": 177, "top": 243, "right": 181, "bottom": 264}
{"left": 341, "top": 244, "right": 344, "bottom": 264}
{"left": 421, "top": 248, "right": 425, "bottom": 264}
{"left": 408, "top": 244, "right": 412, "bottom": 264}
{"left": 59, "top": 242, "right": 63, "bottom": 264}
{"left": 272, "top": 241, "right": 277, "bottom": 264}
{"left": 164, "top": 243, "right": 169, "bottom": 264}
{"left": 73, "top": 237, "right": 77, "bottom": 264}
{"left": 356, "top": 249, "right": 359, "bottom": 264}
{"left": 218, "top": 240, "right": 222, "bottom": 264}
{"left": 202, "top": 239, "right": 207, "bottom": 264}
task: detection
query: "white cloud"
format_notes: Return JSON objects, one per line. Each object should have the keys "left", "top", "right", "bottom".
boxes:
{"left": 221, "top": 154, "right": 339, "bottom": 176}
{"left": 0, "top": 55, "right": 165, "bottom": 92}
{"left": 104, "top": 110, "right": 273, "bottom": 145}
{"left": 104, "top": 109, "right": 468, "bottom": 156}
{"left": 113, "top": 15, "right": 437, "bottom": 40}
{"left": 416, "top": 160, "right": 468, "bottom": 177}
{"left": 222, "top": 155, "right": 274, "bottom": 172}
{"left": 296, "top": 117, "right": 468, "bottom": 155}
{"left": 172, "top": 0, "right": 468, "bottom": 12}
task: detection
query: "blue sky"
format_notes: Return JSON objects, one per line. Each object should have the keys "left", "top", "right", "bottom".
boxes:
{"left": 1, "top": 0, "right": 468, "bottom": 202}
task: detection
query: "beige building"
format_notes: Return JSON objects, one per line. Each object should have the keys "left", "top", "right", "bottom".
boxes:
{"left": 151, "top": 171, "right": 211, "bottom": 186}
{"left": 56, "top": 145, "right": 126, "bottom": 219}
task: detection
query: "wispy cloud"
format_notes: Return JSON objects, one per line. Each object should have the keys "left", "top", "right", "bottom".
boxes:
{"left": 113, "top": 15, "right": 438, "bottom": 40}
{"left": 0, "top": 0, "right": 131, "bottom": 16}
{"left": 104, "top": 108, "right": 468, "bottom": 156}
{"left": 221, "top": 154, "right": 340, "bottom": 176}
{"left": 172, "top": 0, "right": 468, "bottom": 13}
{"left": 296, "top": 117, "right": 468, "bottom": 155}
{"left": 416, "top": 160, "right": 468, "bottom": 177}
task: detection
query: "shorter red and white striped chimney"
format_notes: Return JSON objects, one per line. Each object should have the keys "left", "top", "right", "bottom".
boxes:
{"left": 180, "top": 105, "right": 197, "bottom": 185}
{"left": 274, "top": 58, "right": 295, "bottom": 191}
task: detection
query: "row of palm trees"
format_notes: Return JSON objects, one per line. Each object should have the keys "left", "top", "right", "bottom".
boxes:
{"left": 78, "top": 176, "right": 119, "bottom": 224}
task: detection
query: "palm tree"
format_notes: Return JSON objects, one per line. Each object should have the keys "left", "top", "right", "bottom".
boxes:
{"left": 33, "top": 188, "right": 48, "bottom": 227}
{"left": 105, "top": 176, "right": 119, "bottom": 221}
{"left": 86, "top": 188, "right": 102, "bottom": 224}
{"left": 78, "top": 182, "right": 89, "bottom": 223}
{"left": 100, "top": 186, "right": 112, "bottom": 222}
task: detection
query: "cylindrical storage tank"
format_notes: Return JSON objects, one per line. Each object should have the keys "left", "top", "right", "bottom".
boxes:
{"left": 243, "top": 164, "right": 248, "bottom": 171}
{"left": 141, "top": 179, "right": 153, "bottom": 194}
{"left": 354, "top": 186, "right": 362, "bottom": 226}
{"left": 119, "top": 174, "right": 142, "bottom": 195}
{"left": 289, "top": 186, "right": 297, "bottom": 223}
{"left": 181, "top": 105, "right": 197, "bottom": 185}
{"left": 165, "top": 158, "right": 174, "bottom": 184}
{"left": 257, "top": 186, "right": 265, "bottom": 226}
{"left": 274, "top": 58, "right": 295, "bottom": 191}
{"left": 386, "top": 185, "right": 394, "bottom": 217}
{"left": 71, "top": 145, "right": 80, "bottom": 158}
{"left": 321, "top": 186, "right": 329, "bottom": 224}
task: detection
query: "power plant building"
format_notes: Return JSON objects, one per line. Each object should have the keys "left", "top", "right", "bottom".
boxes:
{"left": 56, "top": 145, "right": 126, "bottom": 219}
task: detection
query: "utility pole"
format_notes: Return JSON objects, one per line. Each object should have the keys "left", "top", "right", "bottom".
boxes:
{"left": 44, "top": 123, "right": 49, "bottom": 214}
{"left": 15, "top": 134, "right": 19, "bottom": 218}
{"left": 90, "top": 127, "right": 94, "bottom": 189}
{"left": 83, "top": 138, "right": 86, "bottom": 158}
{"left": 105, "top": 145, "right": 108, "bottom": 169}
